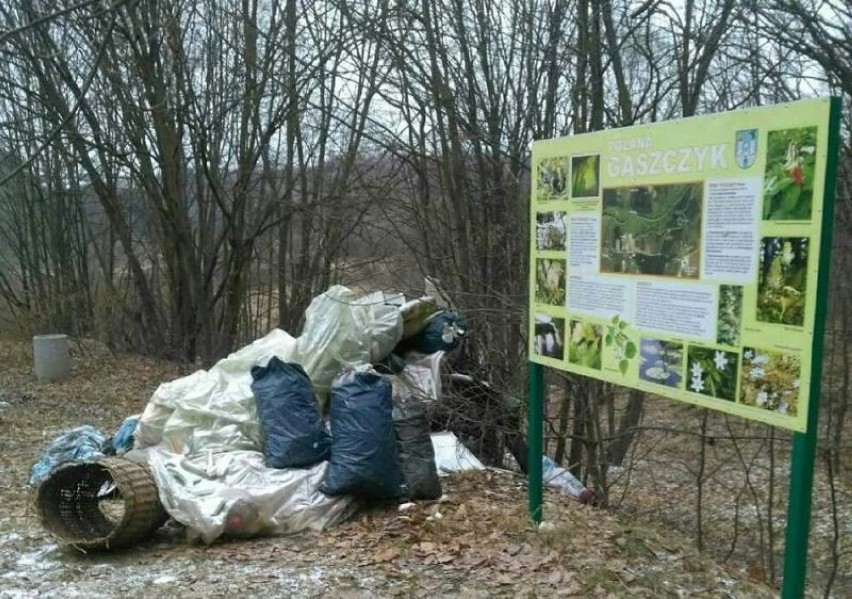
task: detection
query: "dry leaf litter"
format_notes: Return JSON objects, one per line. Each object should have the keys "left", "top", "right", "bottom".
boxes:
{"left": 0, "top": 339, "right": 782, "bottom": 597}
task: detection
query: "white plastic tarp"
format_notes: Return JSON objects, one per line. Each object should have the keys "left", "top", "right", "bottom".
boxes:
{"left": 147, "top": 448, "right": 358, "bottom": 544}
{"left": 135, "top": 329, "right": 297, "bottom": 451}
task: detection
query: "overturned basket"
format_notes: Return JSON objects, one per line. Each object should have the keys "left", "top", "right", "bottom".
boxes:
{"left": 35, "top": 457, "right": 168, "bottom": 550}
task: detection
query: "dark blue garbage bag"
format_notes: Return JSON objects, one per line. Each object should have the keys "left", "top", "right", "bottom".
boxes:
{"left": 29, "top": 425, "right": 110, "bottom": 486}
{"left": 320, "top": 368, "right": 405, "bottom": 499}
{"left": 250, "top": 357, "right": 331, "bottom": 469}
{"left": 411, "top": 311, "right": 466, "bottom": 354}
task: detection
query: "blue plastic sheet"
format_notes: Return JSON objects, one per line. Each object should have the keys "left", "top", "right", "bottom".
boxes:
{"left": 112, "top": 416, "right": 139, "bottom": 454}
{"left": 29, "top": 425, "right": 110, "bottom": 486}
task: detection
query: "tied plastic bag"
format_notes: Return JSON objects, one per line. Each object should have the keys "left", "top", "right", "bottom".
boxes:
{"left": 320, "top": 367, "right": 404, "bottom": 499}
{"left": 250, "top": 357, "right": 330, "bottom": 469}
{"left": 410, "top": 311, "right": 466, "bottom": 354}
{"left": 392, "top": 402, "right": 442, "bottom": 500}
{"left": 296, "top": 287, "right": 403, "bottom": 407}
{"left": 367, "top": 302, "right": 404, "bottom": 362}
{"left": 29, "top": 425, "right": 110, "bottom": 486}
{"left": 397, "top": 351, "right": 445, "bottom": 402}
{"left": 296, "top": 287, "right": 373, "bottom": 406}
{"left": 399, "top": 297, "right": 439, "bottom": 339}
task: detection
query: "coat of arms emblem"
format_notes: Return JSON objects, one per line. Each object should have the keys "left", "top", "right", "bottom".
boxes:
{"left": 735, "top": 129, "right": 758, "bottom": 169}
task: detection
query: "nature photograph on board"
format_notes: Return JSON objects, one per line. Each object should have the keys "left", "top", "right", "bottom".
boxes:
{"left": 600, "top": 182, "right": 703, "bottom": 279}
{"left": 762, "top": 126, "right": 817, "bottom": 220}
{"left": 604, "top": 315, "right": 637, "bottom": 375}
{"left": 533, "top": 314, "right": 565, "bottom": 360}
{"left": 716, "top": 285, "right": 744, "bottom": 346}
{"left": 568, "top": 319, "right": 603, "bottom": 370}
{"left": 639, "top": 338, "right": 684, "bottom": 388}
{"left": 536, "top": 157, "right": 571, "bottom": 201}
{"left": 686, "top": 346, "right": 740, "bottom": 401}
{"left": 536, "top": 212, "right": 568, "bottom": 251}
{"left": 571, "top": 154, "right": 600, "bottom": 198}
{"left": 535, "top": 258, "right": 566, "bottom": 306}
{"left": 740, "top": 347, "right": 801, "bottom": 416}
{"left": 756, "top": 237, "right": 809, "bottom": 326}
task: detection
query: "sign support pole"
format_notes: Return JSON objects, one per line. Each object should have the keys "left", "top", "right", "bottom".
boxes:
{"left": 781, "top": 96, "right": 841, "bottom": 599}
{"left": 528, "top": 361, "right": 544, "bottom": 523}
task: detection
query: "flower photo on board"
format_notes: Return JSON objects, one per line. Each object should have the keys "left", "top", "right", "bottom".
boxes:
{"left": 685, "top": 346, "right": 740, "bottom": 401}
{"left": 762, "top": 126, "right": 817, "bottom": 220}
{"left": 604, "top": 315, "right": 637, "bottom": 375}
{"left": 740, "top": 347, "right": 801, "bottom": 416}
{"left": 716, "top": 285, "right": 743, "bottom": 346}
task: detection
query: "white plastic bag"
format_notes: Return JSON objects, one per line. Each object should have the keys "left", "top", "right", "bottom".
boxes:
{"left": 295, "top": 286, "right": 376, "bottom": 406}
{"left": 400, "top": 351, "right": 445, "bottom": 402}
{"left": 366, "top": 302, "right": 404, "bottom": 362}
{"left": 430, "top": 431, "right": 485, "bottom": 474}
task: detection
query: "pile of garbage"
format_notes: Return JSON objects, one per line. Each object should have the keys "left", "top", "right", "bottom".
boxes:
{"left": 29, "top": 286, "right": 485, "bottom": 545}
{"left": 30, "top": 285, "right": 594, "bottom": 549}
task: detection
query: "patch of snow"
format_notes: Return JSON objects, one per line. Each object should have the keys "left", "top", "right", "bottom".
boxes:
{"left": 41, "top": 586, "right": 98, "bottom": 598}
{"left": 0, "top": 589, "right": 37, "bottom": 599}
{"left": 16, "top": 544, "right": 59, "bottom": 570}
{"left": 308, "top": 566, "right": 326, "bottom": 584}
{"left": 0, "top": 532, "right": 23, "bottom": 545}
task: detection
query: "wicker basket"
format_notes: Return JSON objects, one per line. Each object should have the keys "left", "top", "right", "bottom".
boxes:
{"left": 35, "top": 457, "right": 168, "bottom": 550}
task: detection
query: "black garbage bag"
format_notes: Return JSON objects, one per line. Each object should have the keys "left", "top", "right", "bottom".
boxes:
{"left": 410, "top": 311, "right": 466, "bottom": 354}
{"left": 393, "top": 403, "right": 442, "bottom": 500}
{"left": 320, "top": 369, "right": 405, "bottom": 499}
{"left": 250, "top": 357, "right": 331, "bottom": 469}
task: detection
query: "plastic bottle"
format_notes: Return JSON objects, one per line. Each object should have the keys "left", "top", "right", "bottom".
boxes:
{"left": 541, "top": 455, "right": 595, "bottom": 504}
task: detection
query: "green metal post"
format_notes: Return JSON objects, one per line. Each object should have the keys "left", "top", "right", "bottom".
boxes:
{"left": 781, "top": 96, "right": 841, "bottom": 599}
{"left": 528, "top": 361, "right": 544, "bottom": 523}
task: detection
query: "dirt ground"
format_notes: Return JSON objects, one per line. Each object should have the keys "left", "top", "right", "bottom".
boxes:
{"left": 0, "top": 339, "right": 780, "bottom": 598}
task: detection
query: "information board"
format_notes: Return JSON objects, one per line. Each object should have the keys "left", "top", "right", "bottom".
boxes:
{"left": 528, "top": 98, "right": 836, "bottom": 432}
